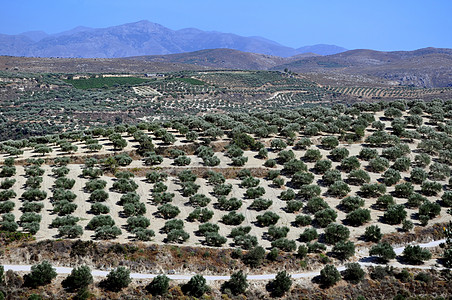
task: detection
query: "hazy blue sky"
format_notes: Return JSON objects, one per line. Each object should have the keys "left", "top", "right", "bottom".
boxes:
{"left": 1, "top": 0, "right": 451, "bottom": 51}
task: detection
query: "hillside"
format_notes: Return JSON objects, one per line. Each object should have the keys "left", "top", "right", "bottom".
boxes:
{"left": 0, "top": 20, "right": 346, "bottom": 58}
{"left": 272, "top": 48, "right": 452, "bottom": 88}
{"left": 0, "top": 101, "right": 451, "bottom": 299}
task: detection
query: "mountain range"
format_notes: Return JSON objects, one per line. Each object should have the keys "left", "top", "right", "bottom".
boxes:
{"left": 0, "top": 20, "right": 346, "bottom": 58}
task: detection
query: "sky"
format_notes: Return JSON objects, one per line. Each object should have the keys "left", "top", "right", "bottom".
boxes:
{"left": 1, "top": 0, "right": 451, "bottom": 51}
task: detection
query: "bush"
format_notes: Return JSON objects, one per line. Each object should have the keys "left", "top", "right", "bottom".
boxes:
{"left": 58, "top": 224, "right": 83, "bottom": 238}
{"left": 363, "top": 225, "right": 382, "bottom": 242}
{"left": 183, "top": 274, "right": 209, "bottom": 297}
{"left": 242, "top": 246, "right": 265, "bottom": 268}
{"left": 330, "top": 147, "right": 349, "bottom": 162}
{"left": 359, "top": 148, "right": 378, "bottom": 160}
{"left": 402, "top": 219, "right": 414, "bottom": 232}
{"left": 321, "top": 136, "right": 339, "bottom": 149}
{"left": 298, "top": 185, "right": 321, "bottom": 200}
{"left": 222, "top": 270, "right": 248, "bottom": 295}
{"left": 245, "top": 186, "right": 265, "bottom": 199}
{"left": 161, "top": 219, "right": 184, "bottom": 233}
{"left": 112, "top": 178, "right": 138, "bottom": 193}
{"left": 314, "top": 208, "right": 337, "bottom": 227}
{"left": 94, "top": 225, "right": 122, "bottom": 240}
{"left": 307, "top": 242, "right": 327, "bottom": 253}
{"left": 340, "top": 196, "right": 364, "bottom": 212}
{"left": 249, "top": 198, "right": 272, "bottom": 211}
{"left": 280, "top": 189, "right": 296, "bottom": 201}
{"left": 52, "top": 189, "right": 76, "bottom": 202}
{"left": 332, "top": 240, "right": 355, "bottom": 260}
{"left": 166, "top": 229, "right": 189, "bottom": 243}
{"left": 294, "top": 215, "right": 312, "bottom": 226}
{"left": 304, "top": 149, "right": 322, "bottom": 162}
{"left": 84, "top": 179, "right": 107, "bottom": 192}
{"left": 50, "top": 215, "right": 79, "bottom": 228}
{"left": 382, "top": 168, "right": 401, "bottom": 186}
{"left": 402, "top": 245, "right": 432, "bottom": 264}
{"left": 291, "top": 171, "right": 314, "bottom": 188}
{"left": 118, "top": 192, "right": 140, "bottom": 205}
{"left": 53, "top": 200, "right": 77, "bottom": 216}
{"left": 197, "top": 223, "right": 219, "bottom": 236}
{"left": 285, "top": 200, "right": 303, "bottom": 212}
{"left": 188, "top": 194, "right": 211, "bottom": 207}
{"left": 322, "top": 169, "right": 342, "bottom": 186}
{"left": 256, "top": 211, "right": 279, "bottom": 227}
{"left": 89, "top": 189, "right": 109, "bottom": 202}
{"left": 54, "top": 177, "right": 75, "bottom": 190}
{"left": 368, "top": 157, "right": 390, "bottom": 173}
{"left": 340, "top": 156, "right": 360, "bottom": 172}
{"left": 233, "top": 234, "right": 258, "bottom": 250}
{"left": 62, "top": 265, "right": 93, "bottom": 291}
{"left": 86, "top": 215, "right": 115, "bottom": 230}
{"left": 421, "top": 181, "right": 442, "bottom": 196}
{"left": 157, "top": 204, "right": 180, "bottom": 219}
{"left": 127, "top": 216, "right": 150, "bottom": 231}
{"left": 306, "top": 197, "right": 329, "bottom": 213}
{"left": 299, "top": 228, "right": 318, "bottom": 242}
{"left": 0, "top": 189, "right": 16, "bottom": 201}
{"left": 360, "top": 183, "right": 386, "bottom": 198}
{"left": 283, "top": 159, "right": 307, "bottom": 174}
{"left": 102, "top": 266, "right": 131, "bottom": 292}
{"left": 269, "top": 271, "right": 292, "bottom": 297}
{"left": 320, "top": 264, "right": 341, "bottom": 287}
{"left": 187, "top": 208, "right": 213, "bottom": 223}
{"left": 174, "top": 155, "right": 191, "bottom": 166}
{"left": 181, "top": 182, "right": 200, "bottom": 197}
{"left": 213, "top": 183, "right": 232, "bottom": 196}
{"left": 146, "top": 171, "right": 167, "bottom": 183}
{"left": 314, "top": 159, "right": 332, "bottom": 174}
{"left": 370, "top": 242, "right": 396, "bottom": 262}
{"left": 346, "top": 208, "right": 371, "bottom": 226}
{"left": 205, "top": 232, "right": 227, "bottom": 247}
{"left": 342, "top": 262, "right": 365, "bottom": 284}
{"left": 419, "top": 200, "right": 441, "bottom": 221}
{"left": 146, "top": 274, "right": 170, "bottom": 296}
{"left": 384, "top": 204, "right": 407, "bottom": 224}
{"left": 21, "top": 189, "right": 47, "bottom": 201}
{"left": 328, "top": 180, "right": 351, "bottom": 197}
{"left": 264, "top": 159, "right": 276, "bottom": 168}
{"left": 222, "top": 212, "right": 245, "bottom": 225}
{"left": 217, "top": 196, "right": 242, "bottom": 211}
{"left": 395, "top": 182, "right": 414, "bottom": 198}
{"left": 324, "top": 223, "right": 350, "bottom": 244}
{"left": 0, "top": 201, "right": 14, "bottom": 213}
{"left": 410, "top": 167, "right": 428, "bottom": 184}
{"left": 24, "top": 261, "right": 57, "bottom": 288}
{"left": 347, "top": 169, "right": 370, "bottom": 185}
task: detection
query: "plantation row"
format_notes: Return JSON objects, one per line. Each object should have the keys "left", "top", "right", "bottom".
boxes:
{"left": 328, "top": 86, "right": 452, "bottom": 99}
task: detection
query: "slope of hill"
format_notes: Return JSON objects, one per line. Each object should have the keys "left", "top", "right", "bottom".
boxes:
{"left": 0, "top": 20, "right": 346, "bottom": 58}
{"left": 272, "top": 47, "right": 452, "bottom": 87}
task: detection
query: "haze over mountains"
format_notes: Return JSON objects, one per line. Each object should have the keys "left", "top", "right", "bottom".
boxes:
{"left": 0, "top": 20, "right": 346, "bottom": 58}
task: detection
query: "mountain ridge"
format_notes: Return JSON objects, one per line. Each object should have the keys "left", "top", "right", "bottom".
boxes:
{"left": 0, "top": 20, "right": 346, "bottom": 58}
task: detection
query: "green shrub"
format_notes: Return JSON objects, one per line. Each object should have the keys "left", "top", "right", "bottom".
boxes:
{"left": 320, "top": 264, "right": 341, "bottom": 287}
{"left": 332, "top": 240, "right": 355, "bottom": 260}
{"left": 363, "top": 225, "right": 382, "bottom": 242}
{"left": 86, "top": 215, "right": 115, "bottom": 230}
{"left": 222, "top": 212, "right": 245, "bottom": 225}
{"left": 345, "top": 208, "right": 371, "bottom": 226}
{"left": 384, "top": 204, "right": 407, "bottom": 225}
{"left": 102, "top": 266, "right": 131, "bottom": 292}
{"left": 62, "top": 265, "right": 93, "bottom": 291}
{"left": 94, "top": 225, "right": 122, "bottom": 240}
{"left": 314, "top": 208, "right": 337, "bottom": 227}
{"left": 146, "top": 274, "right": 170, "bottom": 296}
{"left": 299, "top": 228, "right": 318, "bottom": 242}
{"left": 242, "top": 246, "right": 265, "bottom": 268}
{"left": 402, "top": 245, "right": 432, "bottom": 264}
{"left": 342, "top": 262, "right": 365, "bottom": 284}
{"left": 324, "top": 223, "right": 350, "bottom": 244}
{"left": 370, "top": 242, "right": 396, "bottom": 262}
{"left": 183, "top": 274, "right": 209, "bottom": 297}
{"left": 24, "top": 261, "right": 57, "bottom": 288}
{"left": 269, "top": 270, "right": 292, "bottom": 297}
{"left": 256, "top": 211, "right": 279, "bottom": 227}
{"left": 221, "top": 270, "right": 248, "bottom": 296}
